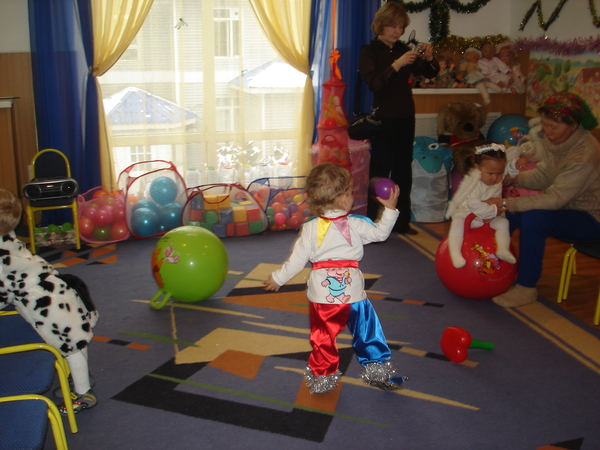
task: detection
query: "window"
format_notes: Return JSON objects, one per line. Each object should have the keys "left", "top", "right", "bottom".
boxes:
{"left": 214, "top": 8, "right": 240, "bottom": 58}
{"left": 100, "top": 0, "right": 304, "bottom": 186}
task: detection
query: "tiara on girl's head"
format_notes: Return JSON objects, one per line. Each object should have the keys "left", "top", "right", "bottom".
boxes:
{"left": 474, "top": 142, "right": 506, "bottom": 154}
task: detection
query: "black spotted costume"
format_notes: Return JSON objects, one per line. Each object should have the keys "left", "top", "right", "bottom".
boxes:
{"left": 0, "top": 231, "right": 98, "bottom": 357}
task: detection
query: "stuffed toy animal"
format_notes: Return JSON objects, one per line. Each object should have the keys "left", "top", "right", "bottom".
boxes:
{"left": 437, "top": 101, "right": 488, "bottom": 175}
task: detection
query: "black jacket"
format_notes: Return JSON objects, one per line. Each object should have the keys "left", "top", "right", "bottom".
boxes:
{"left": 359, "top": 38, "right": 440, "bottom": 119}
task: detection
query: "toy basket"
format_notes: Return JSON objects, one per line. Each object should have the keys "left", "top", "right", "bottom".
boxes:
{"left": 118, "top": 161, "right": 187, "bottom": 238}
{"left": 77, "top": 186, "right": 130, "bottom": 243}
{"left": 247, "top": 176, "right": 309, "bottom": 231}
{"left": 182, "top": 183, "right": 268, "bottom": 238}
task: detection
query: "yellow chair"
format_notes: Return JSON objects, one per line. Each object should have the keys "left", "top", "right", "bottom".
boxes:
{"left": 0, "top": 394, "right": 69, "bottom": 449}
{"left": 0, "top": 342, "right": 78, "bottom": 434}
{"left": 557, "top": 240, "right": 600, "bottom": 326}
{"left": 23, "top": 149, "right": 81, "bottom": 254}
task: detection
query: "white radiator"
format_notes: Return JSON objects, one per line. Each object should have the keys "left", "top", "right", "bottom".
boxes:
{"left": 415, "top": 112, "right": 502, "bottom": 140}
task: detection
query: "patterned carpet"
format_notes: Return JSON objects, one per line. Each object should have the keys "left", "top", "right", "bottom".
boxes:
{"left": 23, "top": 227, "right": 600, "bottom": 449}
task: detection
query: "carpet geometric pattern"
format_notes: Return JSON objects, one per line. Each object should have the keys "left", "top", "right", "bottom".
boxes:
{"left": 27, "top": 229, "right": 600, "bottom": 449}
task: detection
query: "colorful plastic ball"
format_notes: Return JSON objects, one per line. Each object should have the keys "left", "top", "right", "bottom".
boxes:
{"left": 47, "top": 224, "right": 61, "bottom": 233}
{"left": 287, "top": 213, "right": 304, "bottom": 229}
{"left": 131, "top": 199, "right": 159, "bottom": 214}
{"left": 149, "top": 176, "right": 178, "bottom": 205}
{"left": 110, "top": 221, "right": 129, "bottom": 240}
{"left": 486, "top": 114, "right": 529, "bottom": 147}
{"left": 270, "top": 202, "right": 284, "bottom": 214}
{"left": 274, "top": 212, "right": 286, "bottom": 225}
{"left": 113, "top": 203, "right": 126, "bottom": 222}
{"left": 151, "top": 226, "right": 229, "bottom": 307}
{"left": 370, "top": 177, "right": 395, "bottom": 200}
{"left": 62, "top": 222, "right": 73, "bottom": 231}
{"left": 131, "top": 207, "right": 160, "bottom": 238}
{"left": 94, "top": 205, "right": 115, "bottom": 227}
{"left": 293, "top": 194, "right": 305, "bottom": 204}
{"left": 435, "top": 216, "right": 517, "bottom": 300}
{"left": 158, "top": 202, "right": 183, "bottom": 231}
{"left": 79, "top": 216, "right": 94, "bottom": 236}
{"left": 93, "top": 188, "right": 109, "bottom": 200}
{"left": 92, "top": 225, "right": 112, "bottom": 241}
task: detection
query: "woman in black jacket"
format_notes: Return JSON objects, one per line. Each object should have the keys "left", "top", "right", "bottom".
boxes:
{"left": 359, "top": 1, "right": 439, "bottom": 234}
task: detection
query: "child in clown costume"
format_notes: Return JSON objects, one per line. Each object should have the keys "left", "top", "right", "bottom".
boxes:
{"left": 0, "top": 188, "right": 99, "bottom": 414}
{"left": 264, "top": 163, "right": 407, "bottom": 393}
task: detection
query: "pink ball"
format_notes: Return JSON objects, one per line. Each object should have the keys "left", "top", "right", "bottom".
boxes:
{"left": 94, "top": 205, "right": 115, "bottom": 227}
{"left": 274, "top": 212, "right": 286, "bottom": 225}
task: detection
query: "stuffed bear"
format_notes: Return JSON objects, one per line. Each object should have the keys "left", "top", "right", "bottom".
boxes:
{"left": 437, "top": 100, "right": 488, "bottom": 176}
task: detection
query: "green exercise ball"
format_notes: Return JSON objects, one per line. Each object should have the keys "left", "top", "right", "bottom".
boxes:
{"left": 150, "top": 226, "right": 228, "bottom": 309}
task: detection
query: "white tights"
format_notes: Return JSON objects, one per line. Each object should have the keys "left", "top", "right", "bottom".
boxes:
{"left": 448, "top": 215, "right": 516, "bottom": 269}
{"left": 66, "top": 348, "right": 91, "bottom": 395}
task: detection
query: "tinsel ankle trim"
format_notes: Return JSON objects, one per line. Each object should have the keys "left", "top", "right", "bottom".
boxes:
{"left": 361, "top": 361, "right": 409, "bottom": 391}
{"left": 304, "top": 366, "right": 341, "bottom": 394}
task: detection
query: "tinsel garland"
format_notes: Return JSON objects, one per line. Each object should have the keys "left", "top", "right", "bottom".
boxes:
{"left": 397, "top": 0, "right": 491, "bottom": 43}
{"left": 590, "top": 0, "right": 600, "bottom": 27}
{"left": 431, "top": 34, "right": 510, "bottom": 54}
{"left": 513, "top": 36, "right": 600, "bottom": 56}
{"left": 519, "top": 0, "right": 569, "bottom": 31}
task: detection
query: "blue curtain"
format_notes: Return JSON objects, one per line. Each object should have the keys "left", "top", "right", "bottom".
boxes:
{"left": 337, "top": 0, "right": 380, "bottom": 118}
{"left": 309, "top": 0, "right": 332, "bottom": 143}
{"left": 28, "top": 0, "right": 100, "bottom": 196}
{"left": 309, "top": 0, "right": 379, "bottom": 140}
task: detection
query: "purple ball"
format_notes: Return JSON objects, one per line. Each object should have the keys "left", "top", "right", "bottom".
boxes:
{"left": 374, "top": 178, "right": 395, "bottom": 200}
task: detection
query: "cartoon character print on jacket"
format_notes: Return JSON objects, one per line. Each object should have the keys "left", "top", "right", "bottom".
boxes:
{"left": 0, "top": 232, "right": 98, "bottom": 357}
{"left": 321, "top": 268, "right": 352, "bottom": 303}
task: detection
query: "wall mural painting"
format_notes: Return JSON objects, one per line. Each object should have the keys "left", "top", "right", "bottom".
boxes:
{"left": 527, "top": 51, "right": 600, "bottom": 119}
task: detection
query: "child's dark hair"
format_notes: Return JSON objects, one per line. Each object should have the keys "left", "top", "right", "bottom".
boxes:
{"left": 462, "top": 140, "right": 507, "bottom": 174}
{"left": 0, "top": 188, "right": 22, "bottom": 235}
{"left": 306, "top": 163, "right": 353, "bottom": 216}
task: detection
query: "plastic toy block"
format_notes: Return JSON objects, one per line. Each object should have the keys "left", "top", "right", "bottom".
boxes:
{"left": 212, "top": 223, "right": 227, "bottom": 238}
{"left": 216, "top": 193, "right": 231, "bottom": 209}
{"left": 249, "top": 221, "right": 264, "bottom": 234}
{"left": 235, "top": 222, "right": 250, "bottom": 236}
{"left": 203, "top": 194, "right": 220, "bottom": 210}
{"left": 190, "top": 195, "right": 204, "bottom": 209}
{"left": 189, "top": 209, "right": 203, "bottom": 221}
{"left": 246, "top": 205, "right": 261, "bottom": 222}
{"left": 226, "top": 223, "right": 236, "bottom": 236}
{"left": 220, "top": 208, "right": 233, "bottom": 224}
{"left": 232, "top": 206, "right": 248, "bottom": 222}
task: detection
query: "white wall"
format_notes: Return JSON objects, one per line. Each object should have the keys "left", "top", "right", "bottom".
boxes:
{"left": 0, "top": 0, "right": 29, "bottom": 53}
{"left": 0, "top": 0, "right": 598, "bottom": 53}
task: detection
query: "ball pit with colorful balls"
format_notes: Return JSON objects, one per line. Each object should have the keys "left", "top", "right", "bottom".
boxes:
{"left": 79, "top": 189, "right": 130, "bottom": 243}
{"left": 265, "top": 189, "right": 309, "bottom": 231}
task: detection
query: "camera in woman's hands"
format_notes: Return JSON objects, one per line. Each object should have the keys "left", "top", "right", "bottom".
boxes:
{"left": 406, "top": 30, "right": 425, "bottom": 55}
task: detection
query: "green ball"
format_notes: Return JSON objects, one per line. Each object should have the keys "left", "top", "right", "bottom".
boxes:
{"left": 47, "top": 224, "right": 61, "bottom": 233}
{"left": 62, "top": 222, "right": 73, "bottom": 231}
{"left": 151, "top": 226, "right": 228, "bottom": 303}
{"left": 93, "top": 225, "right": 112, "bottom": 241}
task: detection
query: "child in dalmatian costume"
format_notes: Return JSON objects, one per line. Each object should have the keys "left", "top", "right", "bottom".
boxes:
{"left": 264, "top": 163, "right": 408, "bottom": 394}
{"left": 0, "top": 188, "right": 99, "bottom": 413}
